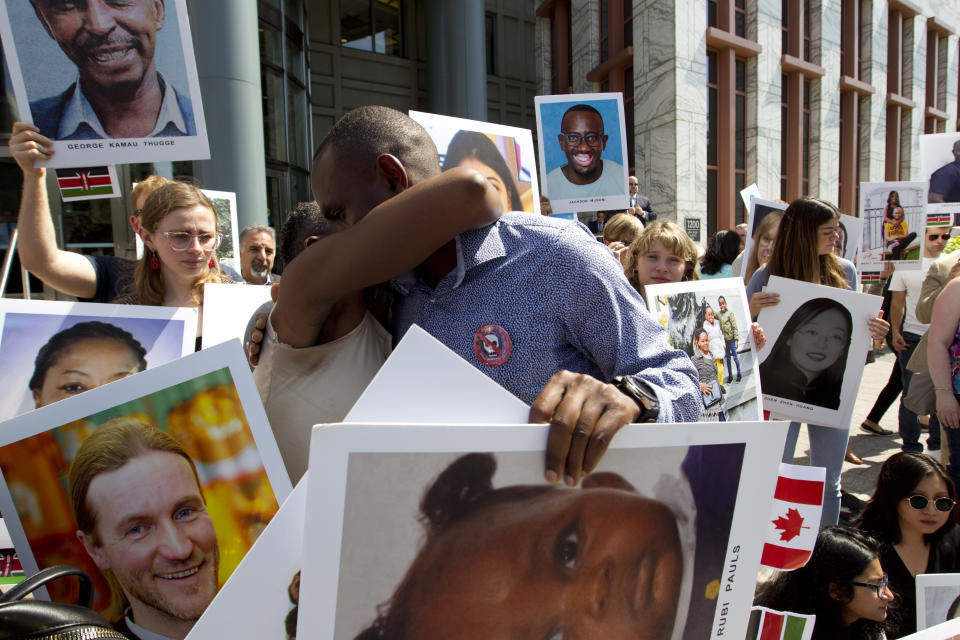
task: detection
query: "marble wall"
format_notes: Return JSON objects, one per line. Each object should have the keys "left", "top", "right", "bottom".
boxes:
{"left": 534, "top": 0, "right": 960, "bottom": 226}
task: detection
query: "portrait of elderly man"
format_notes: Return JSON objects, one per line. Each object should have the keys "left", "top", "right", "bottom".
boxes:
{"left": 219, "top": 224, "right": 279, "bottom": 285}
{"left": 545, "top": 103, "right": 626, "bottom": 199}
{"left": 69, "top": 417, "right": 219, "bottom": 640}
{"left": 27, "top": 0, "right": 196, "bottom": 140}
{"left": 929, "top": 139, "right": 960, "bottom": 203}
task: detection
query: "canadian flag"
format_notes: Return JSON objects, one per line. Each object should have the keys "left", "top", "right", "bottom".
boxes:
{"left": 760, "top": 463, "right": 825, "bottom": 570}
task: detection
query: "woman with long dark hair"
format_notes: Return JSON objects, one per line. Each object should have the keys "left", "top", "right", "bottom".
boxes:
{"left": 857, "top": 452, "right": 960, "bottom": 637}
{"left": 700, "top": 229, "right": 740, "bottom": 279}
{"left": 747, "top": 198, "right": 889, "bottom": 525}
{"left": 443, "top": 130, "right": 524, "bottom": 212}
{"left": 756, "top": 527, "right": 893, "bottom": 640}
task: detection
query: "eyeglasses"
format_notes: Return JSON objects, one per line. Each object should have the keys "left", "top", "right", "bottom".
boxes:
{"left": 906, "top": 494, "right": 956, "bottom": 512}
{"left": 160, "top": 231, "right": 221, "bottom": 251}
{"left": 839, "top": 574, "right": 889, "bottom": 598}
{"left": 928, "top": 234, "right": 951, "bottom": 241}
{"left": 561, "top": 132, "right": 604, "bottom": 148}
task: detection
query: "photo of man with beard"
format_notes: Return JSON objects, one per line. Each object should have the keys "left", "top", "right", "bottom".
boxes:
{"left": 543, "top": 103, "right": 627, "bottom": 199}
{"left": 70, "top": 417, "right": 219, "bottom": 640}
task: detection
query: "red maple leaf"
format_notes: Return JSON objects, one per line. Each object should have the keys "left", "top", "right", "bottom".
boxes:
{"left": 772, "top": 507, "right": 810, "bottom": 542}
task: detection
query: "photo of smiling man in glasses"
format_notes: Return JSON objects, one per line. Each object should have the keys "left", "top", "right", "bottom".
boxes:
{"left": 535, "top": 94, "right": 630, "bottom": 212}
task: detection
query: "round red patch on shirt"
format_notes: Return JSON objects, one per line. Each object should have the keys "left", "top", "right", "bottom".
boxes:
{"left": 473, "top": 324, "right": 512, "bottom": 367}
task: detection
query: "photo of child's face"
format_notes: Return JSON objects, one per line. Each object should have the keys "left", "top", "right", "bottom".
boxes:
{"left": 786, "top": 309, "right": 849, "bottom": 378}
{"left": 705, "top": 308, "right": 715, "bottom": 323}
{"left": 401, "top": 478, "right": 682, "bottom": 639}
{"left": 697, "top": 331, "right": 710, "bottom": 355}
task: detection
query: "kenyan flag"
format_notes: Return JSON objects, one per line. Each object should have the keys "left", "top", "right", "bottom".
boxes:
{"left": 56, "top": 166, "right": 116, "bottom": 200}
{"left": 747, "top": 607, "right": 814, "bottom": 640}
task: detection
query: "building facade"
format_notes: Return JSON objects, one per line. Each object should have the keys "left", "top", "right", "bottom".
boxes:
{"left": 537, "top": 0, "right": 960, "bottom": 240}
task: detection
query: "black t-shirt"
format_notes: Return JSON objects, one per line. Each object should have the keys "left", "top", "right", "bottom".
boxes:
{"left": 83, "top": 254, "right": 136, "bottom": 303}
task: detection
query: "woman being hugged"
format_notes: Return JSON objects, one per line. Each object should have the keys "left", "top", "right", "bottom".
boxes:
{"left": 927, "top": 276, "right": 960, "bottom": 493}
{"left": 857, "top": 452, "right": 960, "bottom": 637}
{"left": 755, "top": 527, "right": 893, "bottom": 640}
{"left": 746, "top": 198, "right": 889, "bottom": 525}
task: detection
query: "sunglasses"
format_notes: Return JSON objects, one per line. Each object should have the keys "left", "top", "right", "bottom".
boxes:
{"left": 906, "top": 494, "right": 956, "bottom": 512}
{"left": 840, "top": 573, "right": 889, "bottom": 598}
{"left": 928, "top": 234, "right": 951, "bottom": 241}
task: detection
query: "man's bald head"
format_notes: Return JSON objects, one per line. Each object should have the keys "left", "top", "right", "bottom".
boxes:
{"left": 313, "top": 106, "right": 440, "bottom": 184}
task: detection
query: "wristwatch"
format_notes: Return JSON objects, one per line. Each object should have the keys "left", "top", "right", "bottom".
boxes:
{"left": 612, "top": 376, "right": 659, "bottom": 423}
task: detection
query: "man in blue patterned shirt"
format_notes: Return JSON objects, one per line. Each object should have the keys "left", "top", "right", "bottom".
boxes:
{"left": 308, "top": 106, "right": 701, "bottom": 485}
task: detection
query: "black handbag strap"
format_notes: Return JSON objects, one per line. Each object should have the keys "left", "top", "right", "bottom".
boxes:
{"left": 0, "top": 565, "right": 93, "bottom": 607}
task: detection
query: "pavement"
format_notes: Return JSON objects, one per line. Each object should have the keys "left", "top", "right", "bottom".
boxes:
{"left": 787, "top": 347, "right": 943, "bottom": 524}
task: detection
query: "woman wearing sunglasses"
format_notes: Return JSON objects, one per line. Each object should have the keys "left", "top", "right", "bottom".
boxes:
{"left": 857, "top": 452, "right": 960, "bottom": 637}
{"left": 756, "top": 526, "right": 893, "bottom": 640}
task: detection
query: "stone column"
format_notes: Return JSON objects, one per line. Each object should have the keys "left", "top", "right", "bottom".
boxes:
{"left": 634, "top": 0, "right": 707, "bottom": 228}
{"left": 571, "top": 0, "right": 600, "bottom": 93}
{"left": 808, "top": 0, "right": 841, "bottom": 201}
{"left": 861, "top": 0, "right": 888, "bottom": 183}
{"left": 425, "top": 0, "right": 487, "bottom": 119}
{"left": 750, "top": 0, "right": 783, "bottom": 201}
{"left": 187, "top": 0, "right": 268, "bottom": 228}
{"left": 903, "top": 15, "right": 927, "bottom": 179}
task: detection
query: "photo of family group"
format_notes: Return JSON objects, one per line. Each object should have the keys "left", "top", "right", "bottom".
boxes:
{"left": 756, "top": 276, "right": 883, "bottom": 428}
{"left": 534, "top": 93, "right": 629, "bottom": 213}
{"left": 298, "top": 422, "right": 788, "bottom": 640}
{"left": 645, "top": 279, "right": 762, "bottom": 422}
{"left": 858, "top": 181, "right": 927, "bottom": 271}
{"left": 0, "top": 343, "right": 290, "bottom": 633}
{"left": 410, "top": 110, "right": 541, "bottom": 214}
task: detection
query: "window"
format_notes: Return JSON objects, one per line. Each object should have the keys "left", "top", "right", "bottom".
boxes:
{"left": 838, "top": 0, "right": 873, "bottom": 214}
{"left": 586, "top": 1, "right": 635, "bottom": 161}
{"left": 340, "top": 0, "right": 403, "bottom": 56}
{"left": 485, "top": 13, "right": 496, "bottom": 75}
{"left": 925, "top": 20, "right": 953, "bottom": 134}
{"left": 780, "top": 0, "right": 822, "bottom": 202}
{"left": 705, "top": 0, "right": 761, "bottom": 231}
{"left": 885, "top": 4, "right": 918, "bottom": 180}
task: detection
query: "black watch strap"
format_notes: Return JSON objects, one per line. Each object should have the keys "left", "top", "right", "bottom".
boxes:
{"left": 612, "top": 376, "right": 660, "bottom": 423}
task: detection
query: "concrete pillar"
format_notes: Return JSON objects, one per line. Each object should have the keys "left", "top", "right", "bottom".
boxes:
{"left": 903, "top": 15, "right": 927, "bottom": 179}
{"left": 187, "top": 0, "right": 268, "bottom": 229}
{"left": 634, "top": 0, "right": 707, "bottom": 228}
{"left": 571, "top": 0, "right": 599, "bottom": 93}
{"left": 862, "top": 0, "right": 889, "bottom": 183}
{"left": 749, "top": 0, "right": 783, "bottom": 201}
{"left": 808, "top": 0, "right": 841, "bottom": 201}
{"left": 426, "top": 0, "right": 487, "bottom": 119}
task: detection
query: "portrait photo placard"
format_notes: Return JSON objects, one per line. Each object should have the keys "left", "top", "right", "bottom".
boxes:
{"left": 858, "top": 181, "right": 927, "bottom": 271}
{"left": 0, "top": 0, "right": 210, "bottom": 167}
{"left": 0, "top": 341, "right": 291, "bottom": 630}
{"left": 756, "top": 276, "right": 883, "bottom": 428}
{"left": 534, "top": 93, "right": 630, "bottom": 213}
{"left": 920, "top": 132, "right": 960, "bottom": 205}
{"left": 0, "top": 299, "right": 197, "bottom": 420}
{"left": 645, "top": 278, "right": 763, "bottom": 421}
{"left": 916, "top": 573, "right": 960, "bottom": 632}
{"left": 409, "top": 110, "right": 541, "bottom": 215}
{"left": 739, "top": 198, "right": 787, "bottom": 279}
{"left": 297, "top": 420, "right": 789, "bottom": 640}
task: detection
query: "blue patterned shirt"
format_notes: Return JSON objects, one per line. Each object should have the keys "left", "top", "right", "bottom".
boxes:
{"left": 392, "top": 213, "right": 702, "bottom": 422}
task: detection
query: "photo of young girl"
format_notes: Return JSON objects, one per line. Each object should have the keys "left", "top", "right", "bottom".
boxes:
{"left": 297, "top": 422, "right": 789, "bottom": 640}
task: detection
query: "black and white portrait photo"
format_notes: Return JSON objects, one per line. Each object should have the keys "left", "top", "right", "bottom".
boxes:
{"left": 756, "top": 276, "right": 882, "bottom": 428}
